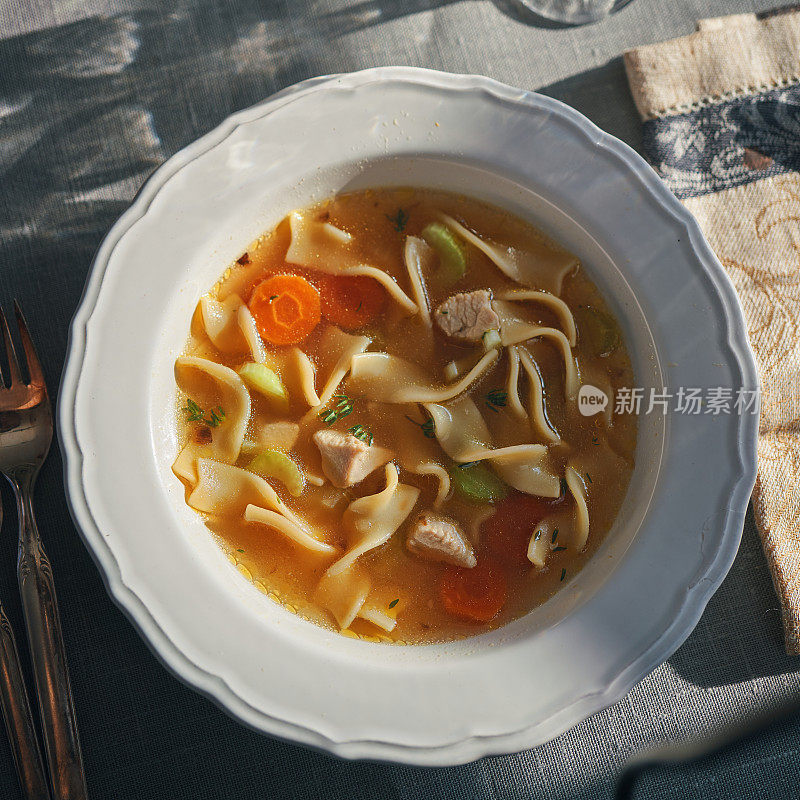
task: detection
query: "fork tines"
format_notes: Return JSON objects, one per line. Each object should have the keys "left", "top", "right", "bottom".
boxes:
{"left": 0, "top": 302, "right": 44, "bottom": 389}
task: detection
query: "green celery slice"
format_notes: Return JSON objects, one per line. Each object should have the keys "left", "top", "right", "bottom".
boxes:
{"left": 421, "top": 222, "right": 468, "bottom": 283}
{"left": 448, "top": 461, "right": 508, "bottom": 504}
{"left": 248, "top": 450, "right": 305, "bottom": 497}
{"left": 238, "top": 362, "right": 289, "bottom": 413}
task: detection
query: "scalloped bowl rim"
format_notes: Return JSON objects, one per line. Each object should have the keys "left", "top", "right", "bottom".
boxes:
{"left": 58, "top": 67, "right": 759, "bottom": 765}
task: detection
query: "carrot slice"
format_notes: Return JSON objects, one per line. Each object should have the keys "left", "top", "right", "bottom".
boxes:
{"left": 249, "top": 274, "right": 321, "bottom": 345}
{"left": 439, "top": 559, "right": 507, "bottom": 623}
{"left": 482, "top": 491, "right": 566, "bottom": 569}
{"left": 318, "top": 275, "right": 386, "bottom": 330}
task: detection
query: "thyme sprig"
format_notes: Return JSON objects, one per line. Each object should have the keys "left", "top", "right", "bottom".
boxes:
{"left": 485, "top": 389, "right": 508, "bottom": 412}
{"left": 183, "top": 398, "right": 226, "bottom": 428}
{"left": 405, "top": 414, "right": 435, "bottom": 439}
{"left": 386, "top": 208, "right": 409, "bottom": 232}
{"left": 318, "top": 394, "right": 354, "bottom": 425}
{"left": 349, "top": 424, "right": 374, "bottom": 446}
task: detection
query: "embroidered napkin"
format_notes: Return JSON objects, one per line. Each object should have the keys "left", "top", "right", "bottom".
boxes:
{"left": 625, "top": 9, "right": 800, "bottom": 654}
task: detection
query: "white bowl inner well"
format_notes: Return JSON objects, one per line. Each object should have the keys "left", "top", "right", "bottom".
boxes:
{"left": 151, "top": 155, "right": 664, "bottom": 656}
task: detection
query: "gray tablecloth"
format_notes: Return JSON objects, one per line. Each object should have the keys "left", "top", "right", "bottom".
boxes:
{"left": 1, "top": 1, "right": 798, "bottom": 798}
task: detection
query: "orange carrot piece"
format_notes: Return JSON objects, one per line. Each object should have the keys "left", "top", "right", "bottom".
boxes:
{"left": 318, "top": 275, "right": 386, "bottom": 330}
{"left": 249, "top": 274, "right": 321, "bottom": 345}
{"left": 482, "top": 491, "right": 566, "bottom": 569}
{"left": 439, "top": 560, "right": 507, "bottom": 623}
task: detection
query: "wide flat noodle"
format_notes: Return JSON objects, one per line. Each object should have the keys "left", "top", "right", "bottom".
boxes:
{"left": 188, "top": 458, "right": 286, "bottom": 516}
{"left": 438, "top": 212, "right": 578, "bottom": 295}
{"left": 410, "top": 463, "right": 450, "bottom": 507}
{"left": 348, "top": 349, "right": 498, "bottom": 404}
{"left": 496, "top": 289, "right": 577, "bottom": 346}
{"left": 242, "top": 421, "right": 300, "bottom": 454}
{"left": 492, "top": 447, "right": 561, "bottom": 498}
{"left": 527, "top": 465, "right": 591, "bottom": 567}
{"left": 244, "top": 505, "right": 337, "bottom": 555}
{"left": 286, "top": 212, "right": 418, "bottom": 315}
{"left": 314, "top": 568, "right": 370, "bottom": 630}
{"left": 403, "top": 236, "right": 434, "bottom": 326}
{"left": 425, "top": 396, "right": 560, "bottom": 497}
{"left": 199, "top": 294, "right": 265, "bottom": 362}
{"left": 505, "top": 346, "right": 527, "bottom": 418}
{"left": 326, "top": 464, "right": 420, "bottom": 576}
{"left": 565, "top": 466, "right": 589, "bottom": 551}
{"left": 517, "top": 346, "right": 560, "bottom": 443}
{"left": 315, "top": 326, "right": 372, "bottom": 406}
{"left": 237, "top": 304, "right": 267, "bottom": 363}
{"left": 357, "top": 605, "right": 397, "bottom": 633}
{"left": 495, "top": 301, "right": 579, "bottom": 400}
{"left": 289, "top": 347, "right": 320, "bottom": 406}
{"left": 172, "top": 442, "right": 211, "bottom": 485}
{"left": 175, "top": 356, "right": 250, "bottom": 462}
{"left": 199, "top": 294, "right": 244, "bottom": 352}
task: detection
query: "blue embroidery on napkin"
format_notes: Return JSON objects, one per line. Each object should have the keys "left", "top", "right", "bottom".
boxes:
{"left": 642, "top": 84, "right": 800, "bottom": 199}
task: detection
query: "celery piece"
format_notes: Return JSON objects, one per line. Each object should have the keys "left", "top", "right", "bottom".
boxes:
{"left": 238, "top": 363, "right": 289, "bottom": 413}
{"left": 249, "top": 450, "right": 305, "bottom": 497}
{"left": 575, "top": 307, "right": 620, "bottom": 358}
{"left": 421, "top": 222, "right": 468, "bottom": 283}
{"left": 448, "top": 461, "right": 508, "bottom": 504}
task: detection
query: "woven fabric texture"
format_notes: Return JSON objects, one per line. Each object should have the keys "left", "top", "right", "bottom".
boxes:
{"left": 625, "top": 10, "right": 800, "bottom": 654}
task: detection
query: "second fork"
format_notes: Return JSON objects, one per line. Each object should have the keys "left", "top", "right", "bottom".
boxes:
{"left": 0, "top": 303, "right": 88, "bottom": 800}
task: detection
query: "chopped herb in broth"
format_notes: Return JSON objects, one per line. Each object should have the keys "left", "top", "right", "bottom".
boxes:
{"left": 172, "top": 188, "right": 637, "bottom": 644}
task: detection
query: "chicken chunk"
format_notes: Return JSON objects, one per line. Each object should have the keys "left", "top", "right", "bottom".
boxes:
{"left": 312, "top": 429, "right": 392, "bottom": 488}
{"left": 434, "top": 289, "right": 500, "bottom": 342}
{"left": 406, "top": 513, "right": 477, "bottom": 568}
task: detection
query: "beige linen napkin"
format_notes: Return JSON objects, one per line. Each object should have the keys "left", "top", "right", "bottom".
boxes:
{"left": 625, "top": 10, "right": 800, "bottom": 654}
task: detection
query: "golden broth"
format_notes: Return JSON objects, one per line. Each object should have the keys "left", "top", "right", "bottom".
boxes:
{"left": 175, "top": 188, "right": 637, "bottom": 644}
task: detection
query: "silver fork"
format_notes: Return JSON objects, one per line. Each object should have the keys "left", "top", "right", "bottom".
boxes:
{"left": 0, "top": 302, "right": 88, "bottom": 800}
{"left": 0, "top": 499, "right": 51, "bottom": 800}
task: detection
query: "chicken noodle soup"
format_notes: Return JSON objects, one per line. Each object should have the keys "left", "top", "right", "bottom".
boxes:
{"left": 173, "top": 189, "right": 637, "bottom": 643}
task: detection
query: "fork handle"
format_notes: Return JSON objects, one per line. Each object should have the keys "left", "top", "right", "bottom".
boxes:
{"left": 0, "top": 602, "right": 51, "bottom": 800}
{"left": 16, "top": 485, "right": 88, "bottom": 800}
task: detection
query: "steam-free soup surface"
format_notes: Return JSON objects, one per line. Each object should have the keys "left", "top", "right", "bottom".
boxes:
{"left": 173, "top": 188, "right": 636, "bottom": 643}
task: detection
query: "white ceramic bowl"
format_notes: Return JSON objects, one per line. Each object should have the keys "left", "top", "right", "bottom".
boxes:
{"left": 59, "top": 68, "right": 758, "bottom": 765}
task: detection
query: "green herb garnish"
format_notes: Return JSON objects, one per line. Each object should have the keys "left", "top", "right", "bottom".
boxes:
{"left": 388, "top": 598, "right": 400, "bottom": 609}
{"left": 318, "top": 394, "right": 354, "bottom": 425}
{"left": 551, "top": 528, "right": 559, "bottom": 544}
{"left": 405, "top": 414, "right": 436, "bottom": 439}
{"left": 560, "top": 568, "right": 566, "bottom": 582}
{"left": 208, "top": 406, "right": 226, "bottom": 427}
{"left": 553, "top": 546, "right": 567, "bottom": 552}
{"left": 184, "top": 398, "right": 205, "bottom": 423}
{"left": 332, "top": 394, "right": 353, "bottom": 419}
{"left": 184, "top": 398, "right": 226, "bottom": 428}
{"left": 237, "top": 549, "right": 244, "bottom": 553}
{"left": 586, "top": 473, "right": 592, "bottom": 484}
{"left": 485, "top": 389, "right": 508, "bottom": 411}
{"left": 458, "top": 461, "right": 479, "bottom": 469}
{"left": 349, "top": 424, "right": 374, "bottom": 446}
{"left": 386, "top": 208, "right": 409, "bottom": 232}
